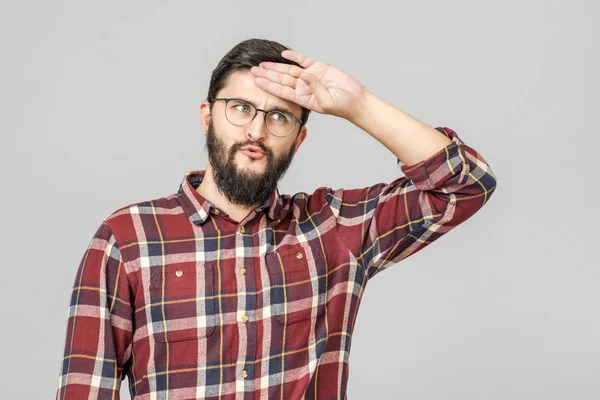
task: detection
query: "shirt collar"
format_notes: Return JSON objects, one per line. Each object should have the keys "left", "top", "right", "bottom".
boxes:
{"left": 177, "top": 170, "right": 282, "bottom": 225}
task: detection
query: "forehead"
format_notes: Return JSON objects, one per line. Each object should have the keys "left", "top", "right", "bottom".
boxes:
{"left": 218, "top": 70, "right": 302, "bottom": 115}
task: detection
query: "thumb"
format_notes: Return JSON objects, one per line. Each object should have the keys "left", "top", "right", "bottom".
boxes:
{"left": 300, "top": 72, "right": 329, "bottom": 99}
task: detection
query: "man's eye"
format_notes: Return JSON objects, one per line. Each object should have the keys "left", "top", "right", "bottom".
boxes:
{"left": 235, "top": 104, "right": 251, "bottom": 113}
{"left": 271, "top": 112, "right": 288, "bottom": 121}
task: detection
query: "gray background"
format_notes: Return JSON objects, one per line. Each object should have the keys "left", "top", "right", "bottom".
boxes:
{"left": 2, "top": 0, "right": 598, "bottom": 398}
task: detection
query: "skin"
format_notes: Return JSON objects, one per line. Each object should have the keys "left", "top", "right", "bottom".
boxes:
{"left": 198, "top": 49, "right": 452, "bottom": 224}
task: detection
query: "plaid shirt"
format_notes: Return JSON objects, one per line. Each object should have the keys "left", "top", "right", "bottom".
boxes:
{"left": 56, "top": 127, "right": 497, "bottom": 399}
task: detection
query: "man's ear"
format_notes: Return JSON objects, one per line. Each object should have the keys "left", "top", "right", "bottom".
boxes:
{"left": 293, "top": 125, "right": 308, "bottom": 155}
{"left": 200, "top": 101, "right": 211, "bottom": 135}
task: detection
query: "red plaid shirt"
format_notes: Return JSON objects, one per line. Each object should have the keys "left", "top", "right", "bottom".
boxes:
{"left": 56, "top": 127, "right": 497, "bottom": 399}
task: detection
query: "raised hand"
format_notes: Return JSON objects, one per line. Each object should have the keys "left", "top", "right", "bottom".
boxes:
{"left": 250, "top": 50, "right": 367, "bottom": 121}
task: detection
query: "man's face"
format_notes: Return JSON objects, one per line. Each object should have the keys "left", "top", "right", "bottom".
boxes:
{"left": 201, "top": 70, "right": 307, "bottom": 207}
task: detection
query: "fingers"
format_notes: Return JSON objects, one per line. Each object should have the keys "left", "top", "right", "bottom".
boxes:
{"left": 250, "top": 66, "right": 297, "bottom": 88}
{"left": 281, "top": 50, "right": 315, "bottom": 69}
{"left": 253, "top": 77, "right": 297, "bottom": 104}
{"left": 258, "top": 62, "right": 303, "bottom": 78}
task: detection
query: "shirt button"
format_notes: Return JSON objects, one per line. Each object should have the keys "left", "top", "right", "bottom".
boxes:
{"left": 241, "top": 369, "right": 248, "bottom": 378}
{"left": 213, "top": 209, "right": 220, "bottom": 215}
{"left": 241, "top": 315, "right": 249, "bottom": 323}
{"left": 239, "top": 226, "right": 246, "bottom": 234}
{"left": 240, "top": 267, "right": 247, "bottom": 275}
{"left": 296, "top": 252, "right": 303, "bottom": 260}
{"left": 175, "top": 269, "right": 183, "bottom": 277}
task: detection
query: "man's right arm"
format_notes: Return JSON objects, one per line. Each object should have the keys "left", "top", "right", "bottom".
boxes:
{"left": 56, "top": 221, "right": 133, "bottom": 399}
{"left": 324, "top": 127, "right": 497, "bottom": 279}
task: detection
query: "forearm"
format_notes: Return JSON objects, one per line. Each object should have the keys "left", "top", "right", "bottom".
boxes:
{"left": 350, "top": 90, "right": 452, "bottom": 166}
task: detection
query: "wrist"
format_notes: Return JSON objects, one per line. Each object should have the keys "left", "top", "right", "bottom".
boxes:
{"left": 348, "top": 89, "right": 377, "bottom": 128}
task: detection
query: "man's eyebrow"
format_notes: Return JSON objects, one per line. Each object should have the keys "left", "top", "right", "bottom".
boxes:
{"left": 233, "top": 96, "right": 295, "bottom": 115}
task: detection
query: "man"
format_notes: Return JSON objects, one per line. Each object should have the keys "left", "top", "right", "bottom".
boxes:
{"left": 56, "top": 38, "right": 497, "bottom": 399}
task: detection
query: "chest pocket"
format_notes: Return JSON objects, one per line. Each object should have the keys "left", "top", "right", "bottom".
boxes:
{"left": 265, "top": 247, "right": 327, "bottom": 325}
{"left": 148, "top": 262, "right": 217, "bottom": 342}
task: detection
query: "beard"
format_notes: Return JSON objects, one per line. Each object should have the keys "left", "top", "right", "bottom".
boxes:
{"left": 205, "top": 121, "right": 296, "bottom": 207}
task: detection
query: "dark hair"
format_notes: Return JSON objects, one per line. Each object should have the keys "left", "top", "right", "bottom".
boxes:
{"left": 207, "top": 38, "right": 311, "bottom": 129}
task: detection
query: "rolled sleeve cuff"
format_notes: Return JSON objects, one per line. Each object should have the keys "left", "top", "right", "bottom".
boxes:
{"left": 398, "top": 127, "right": 468, "bottom": 190}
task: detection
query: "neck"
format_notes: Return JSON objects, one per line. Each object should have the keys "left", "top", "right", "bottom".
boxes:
{"left": 196, "top": 164, "right": 258, "bottom": 223}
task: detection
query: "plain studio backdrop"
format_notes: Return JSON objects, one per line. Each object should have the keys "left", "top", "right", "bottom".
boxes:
{"left": 2, "top": 1, "right": 598, "bottom": 399}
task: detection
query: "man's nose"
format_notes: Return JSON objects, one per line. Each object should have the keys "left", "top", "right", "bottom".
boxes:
{"left": 246, "top": 112, "right": 268, "bottom": 141}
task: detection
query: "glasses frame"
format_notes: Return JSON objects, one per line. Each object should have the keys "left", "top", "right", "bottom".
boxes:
{"left": 209, "top": 97, "right": 304, "bottom": 138}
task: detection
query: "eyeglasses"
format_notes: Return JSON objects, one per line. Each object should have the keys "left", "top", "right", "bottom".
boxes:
{"left": 209, "top": 97, "right": 304, "bottom": 138}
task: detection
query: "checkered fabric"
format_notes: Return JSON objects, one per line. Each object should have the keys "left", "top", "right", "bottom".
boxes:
{"left": 56, "top": 127, "right": 497, "bottom": 399}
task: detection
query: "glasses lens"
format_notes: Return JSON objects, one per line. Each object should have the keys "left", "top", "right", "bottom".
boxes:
{"left": 266, "top": 111, "right": 295, "bottom": 137}
{"left": 225, "top": 100, "right": 255, "bottom": 126}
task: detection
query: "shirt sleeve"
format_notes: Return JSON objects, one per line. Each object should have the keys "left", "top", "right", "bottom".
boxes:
{"left": 56, "top": 221, "right": 134, "bottom": 399}
{"left": 325, "top": 127, "right": 498, "bottom": 280}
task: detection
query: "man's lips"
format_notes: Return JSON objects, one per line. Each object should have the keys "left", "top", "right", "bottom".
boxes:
{"left": 240, "top": 147, "right": 265, "bottom": 159}
{"left": 241, "top": 146, "right": 264, "bottom": 154}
